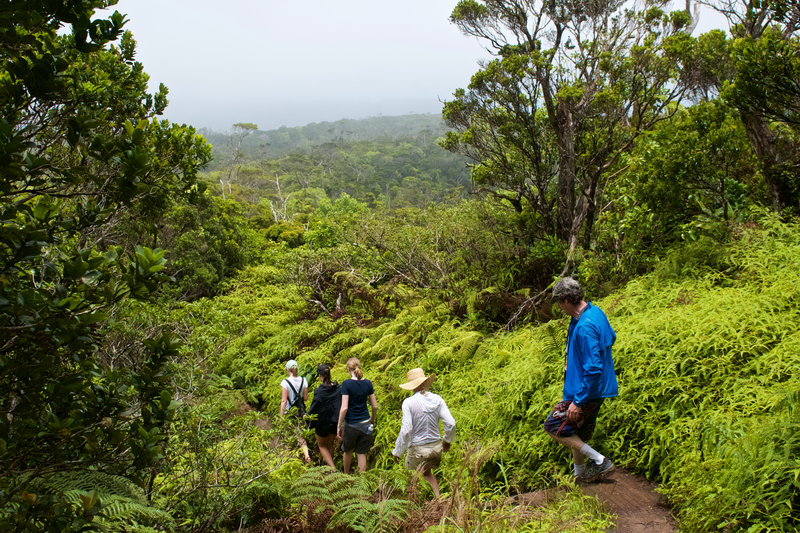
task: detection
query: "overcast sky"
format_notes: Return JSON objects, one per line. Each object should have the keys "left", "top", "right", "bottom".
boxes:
{"left": 104, "top": 1, "right": 727, "bottom": 132}
{"left": 105, "top": 0, "right": 490, "bottom": 131}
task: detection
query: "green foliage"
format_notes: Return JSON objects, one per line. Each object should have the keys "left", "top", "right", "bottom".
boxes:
{"left": 0, "top": 0, "right": 209, "bottom": 527}
{"left": 7, "top": 3, "right": 800, "bottom": 533}
{"left": 590, "top": 100, "right": 761, "bottom": 284}
{"left": 143, "top": 211, "right": 800, "bottom": 531}
{"left": 727, "top": 24, "right": 800, "bottom": 130}
{"left": 1, "top": 471, "right": 175, "bottom": 532}
{"left": 292, "top": 466, "right": 410, "bottom": 533}
{"left": 201, "top": 114, "right": 456, "bottom": 165}
{"left": 156, "top": 195, "right": 264, "bottom": 300}
{"left": 200, "top": 124, "right": 470, "bottom": 210}
{"left": 513, "top": 482, "right": 615, "bottom": 533}
{"left": 599, "top": 214, "right": 800, "bottom": 530}
{"left": 428, "top": 482, "right": 613, "bottom": 533}
{"left": 445, "top": 0, "right": 689, "bottom": 247}
{"left": 676, "top": 4, "right": 800, "bottom": 211}
{"left": 151, "top": 385, "right": 294, "bottom": 532}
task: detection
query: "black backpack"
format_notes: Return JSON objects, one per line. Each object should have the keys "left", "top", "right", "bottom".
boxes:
{"left": 307, "top": 382, "right": 342, "bottom": 431}
{"left": 284, "top": 378, "right": 307, "bottom": 417}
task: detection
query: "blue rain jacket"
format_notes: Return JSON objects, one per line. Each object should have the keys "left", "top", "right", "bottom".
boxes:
{"left": 563, "top": 303, "right": 618, "bottom": 406}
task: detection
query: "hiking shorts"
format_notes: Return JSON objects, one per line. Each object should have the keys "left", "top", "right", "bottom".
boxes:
{"left": 543, "top": 399, "right": 604, "bottom": 441}
{"left": 405, "top": 440, "right": 443, "bottom": 472}
{"left": 341, "top": 420, "right": 373, "bottom": 454}
{"left": 315, "top": 422, "right": 337, "bottom": 438}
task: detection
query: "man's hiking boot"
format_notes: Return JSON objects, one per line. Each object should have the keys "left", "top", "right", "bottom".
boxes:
{"left": 579, "top": 458, "right": 615, "bottom": 483}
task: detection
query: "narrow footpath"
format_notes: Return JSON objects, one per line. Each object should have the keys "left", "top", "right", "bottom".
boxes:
{"left": 580, "top": 470, "right": 678, "bottom": 532}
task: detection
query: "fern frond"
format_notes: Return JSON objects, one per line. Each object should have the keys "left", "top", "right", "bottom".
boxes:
{"left": 26, "top": 472, "right": 175, "bottom": 532}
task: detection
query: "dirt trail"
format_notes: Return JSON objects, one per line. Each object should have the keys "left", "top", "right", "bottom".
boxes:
{"left": 507, "top": 469, "right": 677, "bottom": 532}
{"left": 580, "top": 469, "right": 678, "bottom": 532}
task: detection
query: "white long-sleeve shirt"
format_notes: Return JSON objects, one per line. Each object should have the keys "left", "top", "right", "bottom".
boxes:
{"left": 392, "top": 391, "right": 456, "bottom": 457}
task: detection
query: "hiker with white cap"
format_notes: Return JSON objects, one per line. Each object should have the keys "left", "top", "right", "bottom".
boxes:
{"left": 279, "top": 359, "right": 311, "bottom": 463}
{"left": 392, "top": 368, "right": 456, "bottom": 498}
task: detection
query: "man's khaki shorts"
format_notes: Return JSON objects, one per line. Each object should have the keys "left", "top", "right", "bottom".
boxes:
{"left": 405, "top": 440, "right": 443, "bottom": 471}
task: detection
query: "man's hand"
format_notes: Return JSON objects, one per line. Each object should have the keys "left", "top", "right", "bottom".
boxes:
{"left": 392, "top": 454, "right": 401, "bottom": 463}
{"left": 566, "top": 402, "right": 583, "bottom": 423}
{"left": 442, "top": 440, "right": 451, "bottom": 452}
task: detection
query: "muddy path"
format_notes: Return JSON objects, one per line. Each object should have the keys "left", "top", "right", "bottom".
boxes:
{"left": 507, "top": 469, "right": 677, "bottom": 532}
{"left": 580, "top": 469, "right": 678, "bottom": 532}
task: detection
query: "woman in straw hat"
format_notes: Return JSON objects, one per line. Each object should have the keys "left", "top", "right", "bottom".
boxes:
{"left": 391, "top": 368, "right": 456, "bottom": 498}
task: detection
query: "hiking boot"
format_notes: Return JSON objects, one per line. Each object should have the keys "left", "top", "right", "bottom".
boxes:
{"left": 579, "top": 458, "right": 615, "bottom": 483}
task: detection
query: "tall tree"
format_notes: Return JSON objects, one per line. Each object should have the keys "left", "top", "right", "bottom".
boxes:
{"left": 442, "top": 0, "right": 693, "bottom": 264}
{"left": 221, "top": 122, "right": 257, "bottom": 199}
{"left": 695, "top": 0, "right": 800, "bottom": 210}
{"left": 0, "top": 0, "right": 210, "bottom": 521}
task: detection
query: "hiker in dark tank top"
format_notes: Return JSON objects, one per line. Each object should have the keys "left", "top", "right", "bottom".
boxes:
{"left": 306, "top": 363, "right": 341, "bottom": 468}
{"left": 337, "top": 357, "right": 378, "bottom": 473}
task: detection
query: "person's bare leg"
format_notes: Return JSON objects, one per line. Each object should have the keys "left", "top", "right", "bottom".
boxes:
{"left": 546, "top": 432, "right": 586, "bottom": 458}
{"left": 316, "top": 434, "right": 335, "bottom": 468}
{"left": 422, "top": 468, "right": 440, "bottom": 498}
{"left": 572, "top": 447, "right": 584, "bottom": 466}
{"left": 343, "top": 451, "right": 353, "bottom": 473}
{"left": 548, "top": 431, "right": 586, "bottom": 475}
{"left": 298, "top": 436, "right": 311, "bottom": 462}
{"left": 356, "top": 453, "right": 367, "bottom": 472}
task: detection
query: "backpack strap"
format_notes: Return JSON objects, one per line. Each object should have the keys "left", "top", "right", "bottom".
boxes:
{"left": 284, "top": 377, "right": 304, "bottom": 407}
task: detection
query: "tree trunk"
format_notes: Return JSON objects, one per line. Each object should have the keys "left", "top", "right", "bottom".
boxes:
{"left": 556, "top": 101, "right": 577, "bottom": 241}
{"left": 582, "top": 173, "right": 600, "bottom": 250}
{"left": 741, "top": 110, "right": 793, "bottom": 211}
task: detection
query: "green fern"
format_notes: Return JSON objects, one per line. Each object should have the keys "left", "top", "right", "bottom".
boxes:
{"left": 25, "top": 471, "right": 175, "bottom": 532}
{"left": 27, "top": 470, "right": 145, "bottom": 502}
{"left": 293, "top": 467, "right": 411, "bottom": 532}
{"left": 293, "top": 466, "right": 368, "bottom": 513}
{"left": 330, "top": 497, "right": 409, "bottom": 533}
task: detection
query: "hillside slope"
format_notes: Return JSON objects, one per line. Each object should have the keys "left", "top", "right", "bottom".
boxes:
{"left": 146, "top": 214, "right": 800, "bottom": 530}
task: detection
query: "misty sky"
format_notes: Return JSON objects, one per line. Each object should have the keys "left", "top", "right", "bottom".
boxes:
{"left": 106, "top": 0, "right": 490, "bottom": 131}
{"left": 105, "top": 1, "right": 727, "bottom": 132}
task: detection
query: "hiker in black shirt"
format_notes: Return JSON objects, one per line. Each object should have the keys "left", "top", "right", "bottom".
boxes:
{"left": 307, "top": 363, "right": 341, "bottom": 468}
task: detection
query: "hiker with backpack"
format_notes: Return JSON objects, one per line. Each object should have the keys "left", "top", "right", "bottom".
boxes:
{"left": 306, "top": 363, "right": 341, "bottom": 468}
{"left": 279, "top": 359, "right": 311, "bottom": 463}
{"left": 337, "top": 357, "right": 378, "bottom": 474}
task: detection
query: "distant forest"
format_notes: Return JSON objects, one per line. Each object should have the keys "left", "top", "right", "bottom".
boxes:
{"left": 200, "top": 114, "right": 452, "bottom": 163}
{"left": 199, "top": 115, "right": 472, "bottom": 209}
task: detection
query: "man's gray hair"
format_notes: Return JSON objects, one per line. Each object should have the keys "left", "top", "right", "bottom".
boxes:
{"left": 552, "top": 277, "right": 584, "bottom": 305}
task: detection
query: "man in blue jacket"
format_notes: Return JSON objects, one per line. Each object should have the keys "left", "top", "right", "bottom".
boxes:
{"left": 544, "top": 277, "right": 618, "bottom": 482}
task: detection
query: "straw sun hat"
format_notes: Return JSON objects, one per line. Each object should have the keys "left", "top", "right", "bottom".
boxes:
{"left": 399, "top": 368, "right": 436, "bottom": 390}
